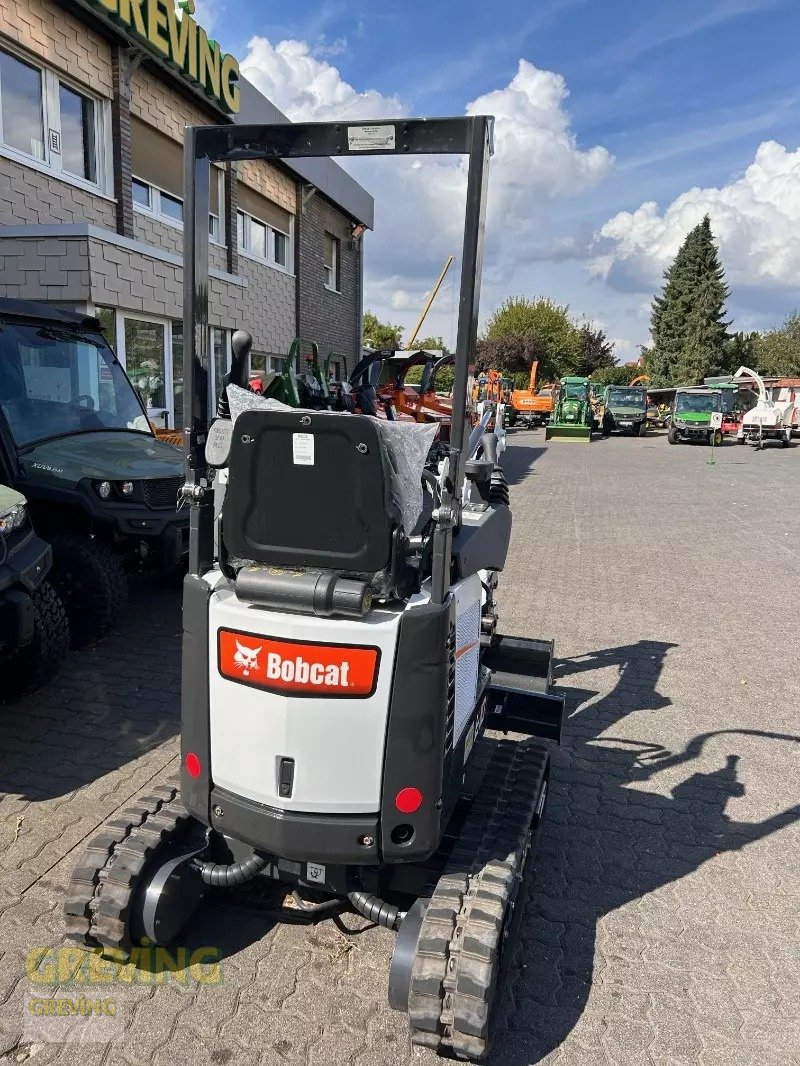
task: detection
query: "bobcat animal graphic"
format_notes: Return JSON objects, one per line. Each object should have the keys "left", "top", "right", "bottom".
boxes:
{"left": 233, "top": 639, "right": 262, "bottom": 677}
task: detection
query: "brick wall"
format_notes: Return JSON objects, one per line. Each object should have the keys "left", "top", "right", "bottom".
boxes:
{"left": 0, "top": 0, "right": 112, "bottom": 97}
{"left": 0, "top": 158, "right": 116, "bottom": 229}
{"left": 0, "top": 235, "right": 91, "bottom": 302}
{"left": 238, "top": 159, "right": 295, "bottom": 215}
{"left": 297, "top": 194, "right": 361, "bottom": 362}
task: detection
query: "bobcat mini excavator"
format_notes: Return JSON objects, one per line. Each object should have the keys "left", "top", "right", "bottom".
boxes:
{"left": 65, "top": 117, "right": 564, "bottom": 1060}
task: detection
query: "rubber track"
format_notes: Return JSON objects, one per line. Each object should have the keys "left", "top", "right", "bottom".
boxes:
{"left": 64, "top": 782, "right": 190, "bottom": 957}
{"left": 407, "top": 736, "right": 548, "bottom": 1061}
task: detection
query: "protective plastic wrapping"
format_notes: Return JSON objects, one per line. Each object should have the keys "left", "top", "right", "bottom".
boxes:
{"left": 226, "top": 385, "right": 439, "bottom": 535}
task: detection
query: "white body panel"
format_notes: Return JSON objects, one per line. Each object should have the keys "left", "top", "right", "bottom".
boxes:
{"left": 207, "top": 571, "right": 482, "bottom": 814}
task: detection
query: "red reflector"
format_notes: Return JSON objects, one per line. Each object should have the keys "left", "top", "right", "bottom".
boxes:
{"left": 395, "top": 787, "right": 422, "bottom": 814}
{"left": 185, "top": 752, "right": 201, "bottom": 779}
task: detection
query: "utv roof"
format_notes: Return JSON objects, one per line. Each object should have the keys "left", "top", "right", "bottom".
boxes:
{"left": 0, "top": 298, "right": 100, "bottom": 329}
{"left": 561, "top": 376, "right": 590, "bottom": 384}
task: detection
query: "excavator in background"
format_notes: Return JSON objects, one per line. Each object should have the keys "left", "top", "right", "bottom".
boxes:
{"left": 508, "top": 361, "right": 555, "bottom": 427}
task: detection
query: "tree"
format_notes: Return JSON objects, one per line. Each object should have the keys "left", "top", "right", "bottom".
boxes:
{"left": 410, "top": 335, "right": 448, "bottom": 352}
{"left": 363, "top": 310, "right": 403, "bottom": 350}
{"left": 649, "top": 216, "right": 730, "bottom": 386}
{"left": 570, "top": 324, "right": 616, "bottom": 376}
{"left": 475, "top": 335, "right": 546, "bottom": 387}
{"left": 484, "top": 296, "right": 581, "bottom": 382}
{"left": 753, "top": 312, "right": 800, "bottom": 376}
{"left": 589, "top": 365, "right": 639, "bottom": 387}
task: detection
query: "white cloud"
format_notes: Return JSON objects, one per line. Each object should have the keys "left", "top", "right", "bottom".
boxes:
{"left": 238, "top": 41, "right": 613, "bottom": 344}
{"left": 240, "top": 37, "right": 406, "bottom": 121}
{"left": 593, "top": 141, "right": 800, "bottom": 292}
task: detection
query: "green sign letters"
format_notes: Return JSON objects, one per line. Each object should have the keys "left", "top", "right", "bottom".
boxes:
{"left": 88, "top": 0, "right": 240, "bottom": 114}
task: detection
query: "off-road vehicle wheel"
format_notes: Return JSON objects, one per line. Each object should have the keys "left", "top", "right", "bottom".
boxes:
{"left": 711, "top": 429, "right": 723, "bottom": 447}
{"left": 1, "top": 581, "right": 69, "bottom": 701}
{"left": 50, "top": 534, "right": 128, "bottom": 646}
{"left": 637, "top": 421, "right": 647, "bottom": 437}
{"left": 667, "top": 427, "right": 680, "bottom": 445}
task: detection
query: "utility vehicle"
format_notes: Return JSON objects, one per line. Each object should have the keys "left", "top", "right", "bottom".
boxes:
{"left": 0, "top": 483, "right": 69, "bottom": 699}
{"left": 667, "top": 388, "right": 723, "bottom": 446}
{"left": 0, "top": 300, "right": 189, "bottom": 644}
{"left": 66, "top": 116, "right": 564, "bottom": 1061}
{"left": 602, "top": 385, "right": 648, "bottom": 436}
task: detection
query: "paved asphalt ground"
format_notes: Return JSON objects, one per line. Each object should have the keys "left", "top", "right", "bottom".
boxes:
{"left": 1, "top": 428, "right": 798, "bottom": 1065}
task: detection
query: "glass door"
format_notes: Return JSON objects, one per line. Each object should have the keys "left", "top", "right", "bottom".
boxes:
{"left": 123, "top": 318, "right": 168, "bottom": 428}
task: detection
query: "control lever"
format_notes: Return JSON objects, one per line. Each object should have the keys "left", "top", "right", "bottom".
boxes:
{"left": 217, "top": 330, "right": 252, "bottom": 418}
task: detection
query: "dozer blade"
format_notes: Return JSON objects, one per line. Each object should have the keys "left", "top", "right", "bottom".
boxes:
{"left": 545, "top": 423, "right": 591, "bottom": 441}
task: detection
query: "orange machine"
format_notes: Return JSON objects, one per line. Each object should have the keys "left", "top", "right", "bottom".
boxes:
{"left": 510, "top": 361, "right": 555, "bottom": 427}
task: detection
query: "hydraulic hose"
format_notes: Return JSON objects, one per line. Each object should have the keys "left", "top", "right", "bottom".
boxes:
{"left": 199, "top": 853, "right": 268, "bottom": 887}
{"left": 348, "top": 891, "right": 406, "bottom": 931}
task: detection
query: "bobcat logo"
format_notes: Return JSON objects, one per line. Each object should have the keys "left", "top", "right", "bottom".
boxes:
{"left": 233, "top": 640, "right": 262, "bottom": 677}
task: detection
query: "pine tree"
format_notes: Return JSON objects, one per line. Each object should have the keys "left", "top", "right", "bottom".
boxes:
{"left": 649, "top": 216, "right": 730, "bottom": 386}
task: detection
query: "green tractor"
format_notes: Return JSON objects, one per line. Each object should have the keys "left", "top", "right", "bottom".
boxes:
{"left": 262, "top": 338, "right": 333, "bottom": 409}
{"left": 545, "top": 376, "right": 594, "bottom": 442}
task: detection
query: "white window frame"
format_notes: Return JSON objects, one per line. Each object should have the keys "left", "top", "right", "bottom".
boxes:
{"left": 324, "top": 232, "right": 340, "bottom": 292}
{"left": 236, "top": 208, "right": 294, "bottom": 275}
{"left": 0, "top": 42, "right": 110, "bottom": 196}
{"left": 132, "top": 169, "right": 225, "bottom": 244}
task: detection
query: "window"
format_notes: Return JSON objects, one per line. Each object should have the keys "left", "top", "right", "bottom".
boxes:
{"left": 237, "top": 208, "right": 293, "bottom": 272}
{"left": 0, "top": 50, "right": 44, "bottom": 160}
{"left": 124, "top": 319, "right": 167, "bottom": 416}
{"left": 0, "top": 46, "right": 104, "bottom": 189}
{"left": 324, "top": 233, "right": 340, "bottom": 291}
{"left": 59, "top": 83, "right": 96, "bottom": 182}
{"left": 131, "top": 117, "right": 222, "bottom": 239}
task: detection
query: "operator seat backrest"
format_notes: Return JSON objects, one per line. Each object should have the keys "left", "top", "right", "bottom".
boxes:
{"left": 223, "top": 409, "right": 400, "bottom": 574}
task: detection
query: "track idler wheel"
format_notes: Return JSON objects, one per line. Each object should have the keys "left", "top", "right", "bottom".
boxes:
{"left": 65, "top": 783, "right": 206, "bottom": 957}
{"left": 390, "top": 737, "right": 549, "bottom": 1061}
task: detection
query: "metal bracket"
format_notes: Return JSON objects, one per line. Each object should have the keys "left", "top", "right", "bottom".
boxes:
{"left": 301, "top": 184, "right": 318, "bottom": 212}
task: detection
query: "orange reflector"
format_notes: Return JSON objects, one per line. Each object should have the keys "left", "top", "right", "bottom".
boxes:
{"left": 395, "top": 787, "right": 422, "bottom": 814}
{"left": 185, "top": 752, "right": 201, "bottom": 779}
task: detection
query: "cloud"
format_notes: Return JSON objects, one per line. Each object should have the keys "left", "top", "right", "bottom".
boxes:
{"left": 238, "top": 40, "right": 613, "bottom": 342}
{"left": 240, "top": 37, "right": 406, "bottom": 121}
{"left": 592, "top": 141, "right": 800, "bottom": 294}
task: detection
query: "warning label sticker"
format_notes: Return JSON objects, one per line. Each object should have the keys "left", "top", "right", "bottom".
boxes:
{"left": 347, "top": 124, "right": 396, "bottom": 151}
{"left": 292, "top": 432, "right": 315, "bottom": 465}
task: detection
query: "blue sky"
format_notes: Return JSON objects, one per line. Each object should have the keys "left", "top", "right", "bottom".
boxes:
{"left": 203, "top": 0, "right": 800, "bottom": 358}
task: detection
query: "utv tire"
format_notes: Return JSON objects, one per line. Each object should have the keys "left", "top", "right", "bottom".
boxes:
{"left": 50, "top": 534, "right": 128, "bottom": 647}
{"left": 711, "top": 430, "right": 723, "bottom": 447}
{"left": 1, "top": 581, "right": 70, "bottom": 701}
{"left": 667, "top": 428, "right": 680, "bottom": 445}
{"left": 638, "top": 421, "right": 647, "bottom": 437}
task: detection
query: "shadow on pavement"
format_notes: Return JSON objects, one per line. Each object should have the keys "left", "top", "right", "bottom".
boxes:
{"left": 489, "top": 640, "right": 800, "bottom": 1064}
{"left": 0, "top": 585, "right": 182, "bottom": 801}
{"left": 503, "top": 442, "right": 548, "bottom": 485}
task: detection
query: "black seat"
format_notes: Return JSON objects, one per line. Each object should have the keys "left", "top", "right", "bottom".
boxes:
{"left": 223, "top": 409, "right": 400, "bottom": 574}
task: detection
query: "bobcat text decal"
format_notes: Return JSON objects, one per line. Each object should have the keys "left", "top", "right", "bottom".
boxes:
{"left": 218, "top": 630, "right": 380, "bottom": 698}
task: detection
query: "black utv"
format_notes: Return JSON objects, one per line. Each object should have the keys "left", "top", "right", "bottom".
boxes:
{"left": 0, "top": 483, "right": 69, "bottom": 700}
{"left": 0, "top": 300, "right": 188, "bottom": 645}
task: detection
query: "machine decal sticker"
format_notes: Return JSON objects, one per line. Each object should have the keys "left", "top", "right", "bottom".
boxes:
{"left": 233, "top": 640, "right": 262, "bottom": 677}
{"left": 218, "top": 629, "right": 381, "bottom": 698}
{"left": 292, "top": 432, "right": 315, "bottom": 465}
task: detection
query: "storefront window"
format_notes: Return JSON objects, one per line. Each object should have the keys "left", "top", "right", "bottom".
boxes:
{"left": 0, "top": 49, "right": 45, "bottom": 161}
{"left": 95, "top": 308, "right": 116, "bottom": 351}
{"left": 171, "top": 321, "right": 184, "bottom": 430}
{"left": 124, "top": 319, "right": 166, "bottom": 420}
{"left": 212, "top": 328, "right": 229, "bottom": 412}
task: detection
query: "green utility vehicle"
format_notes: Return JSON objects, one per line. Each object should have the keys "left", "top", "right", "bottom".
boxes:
{"left": 0, "top": 483, "right": 69, "bottom": 699}
{"left": 0, "top": 300, "right": 188, "bottom": 644}
{"left": 667, "top": 388, "right": 724, "bottom": 446}
{"left": 545, "top": 375, "right": 594, "bottom": 441}
{"left": 602, "top": 385, "right": 648, "bottom": 436}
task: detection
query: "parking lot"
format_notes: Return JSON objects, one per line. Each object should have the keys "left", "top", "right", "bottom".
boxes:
{"left": 1, "top": 429, "right": 798, "bottom": 1066}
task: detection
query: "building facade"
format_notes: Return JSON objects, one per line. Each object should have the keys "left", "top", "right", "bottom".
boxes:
{"left": 0, "top": 0, "right": 372, "bottom": 429}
